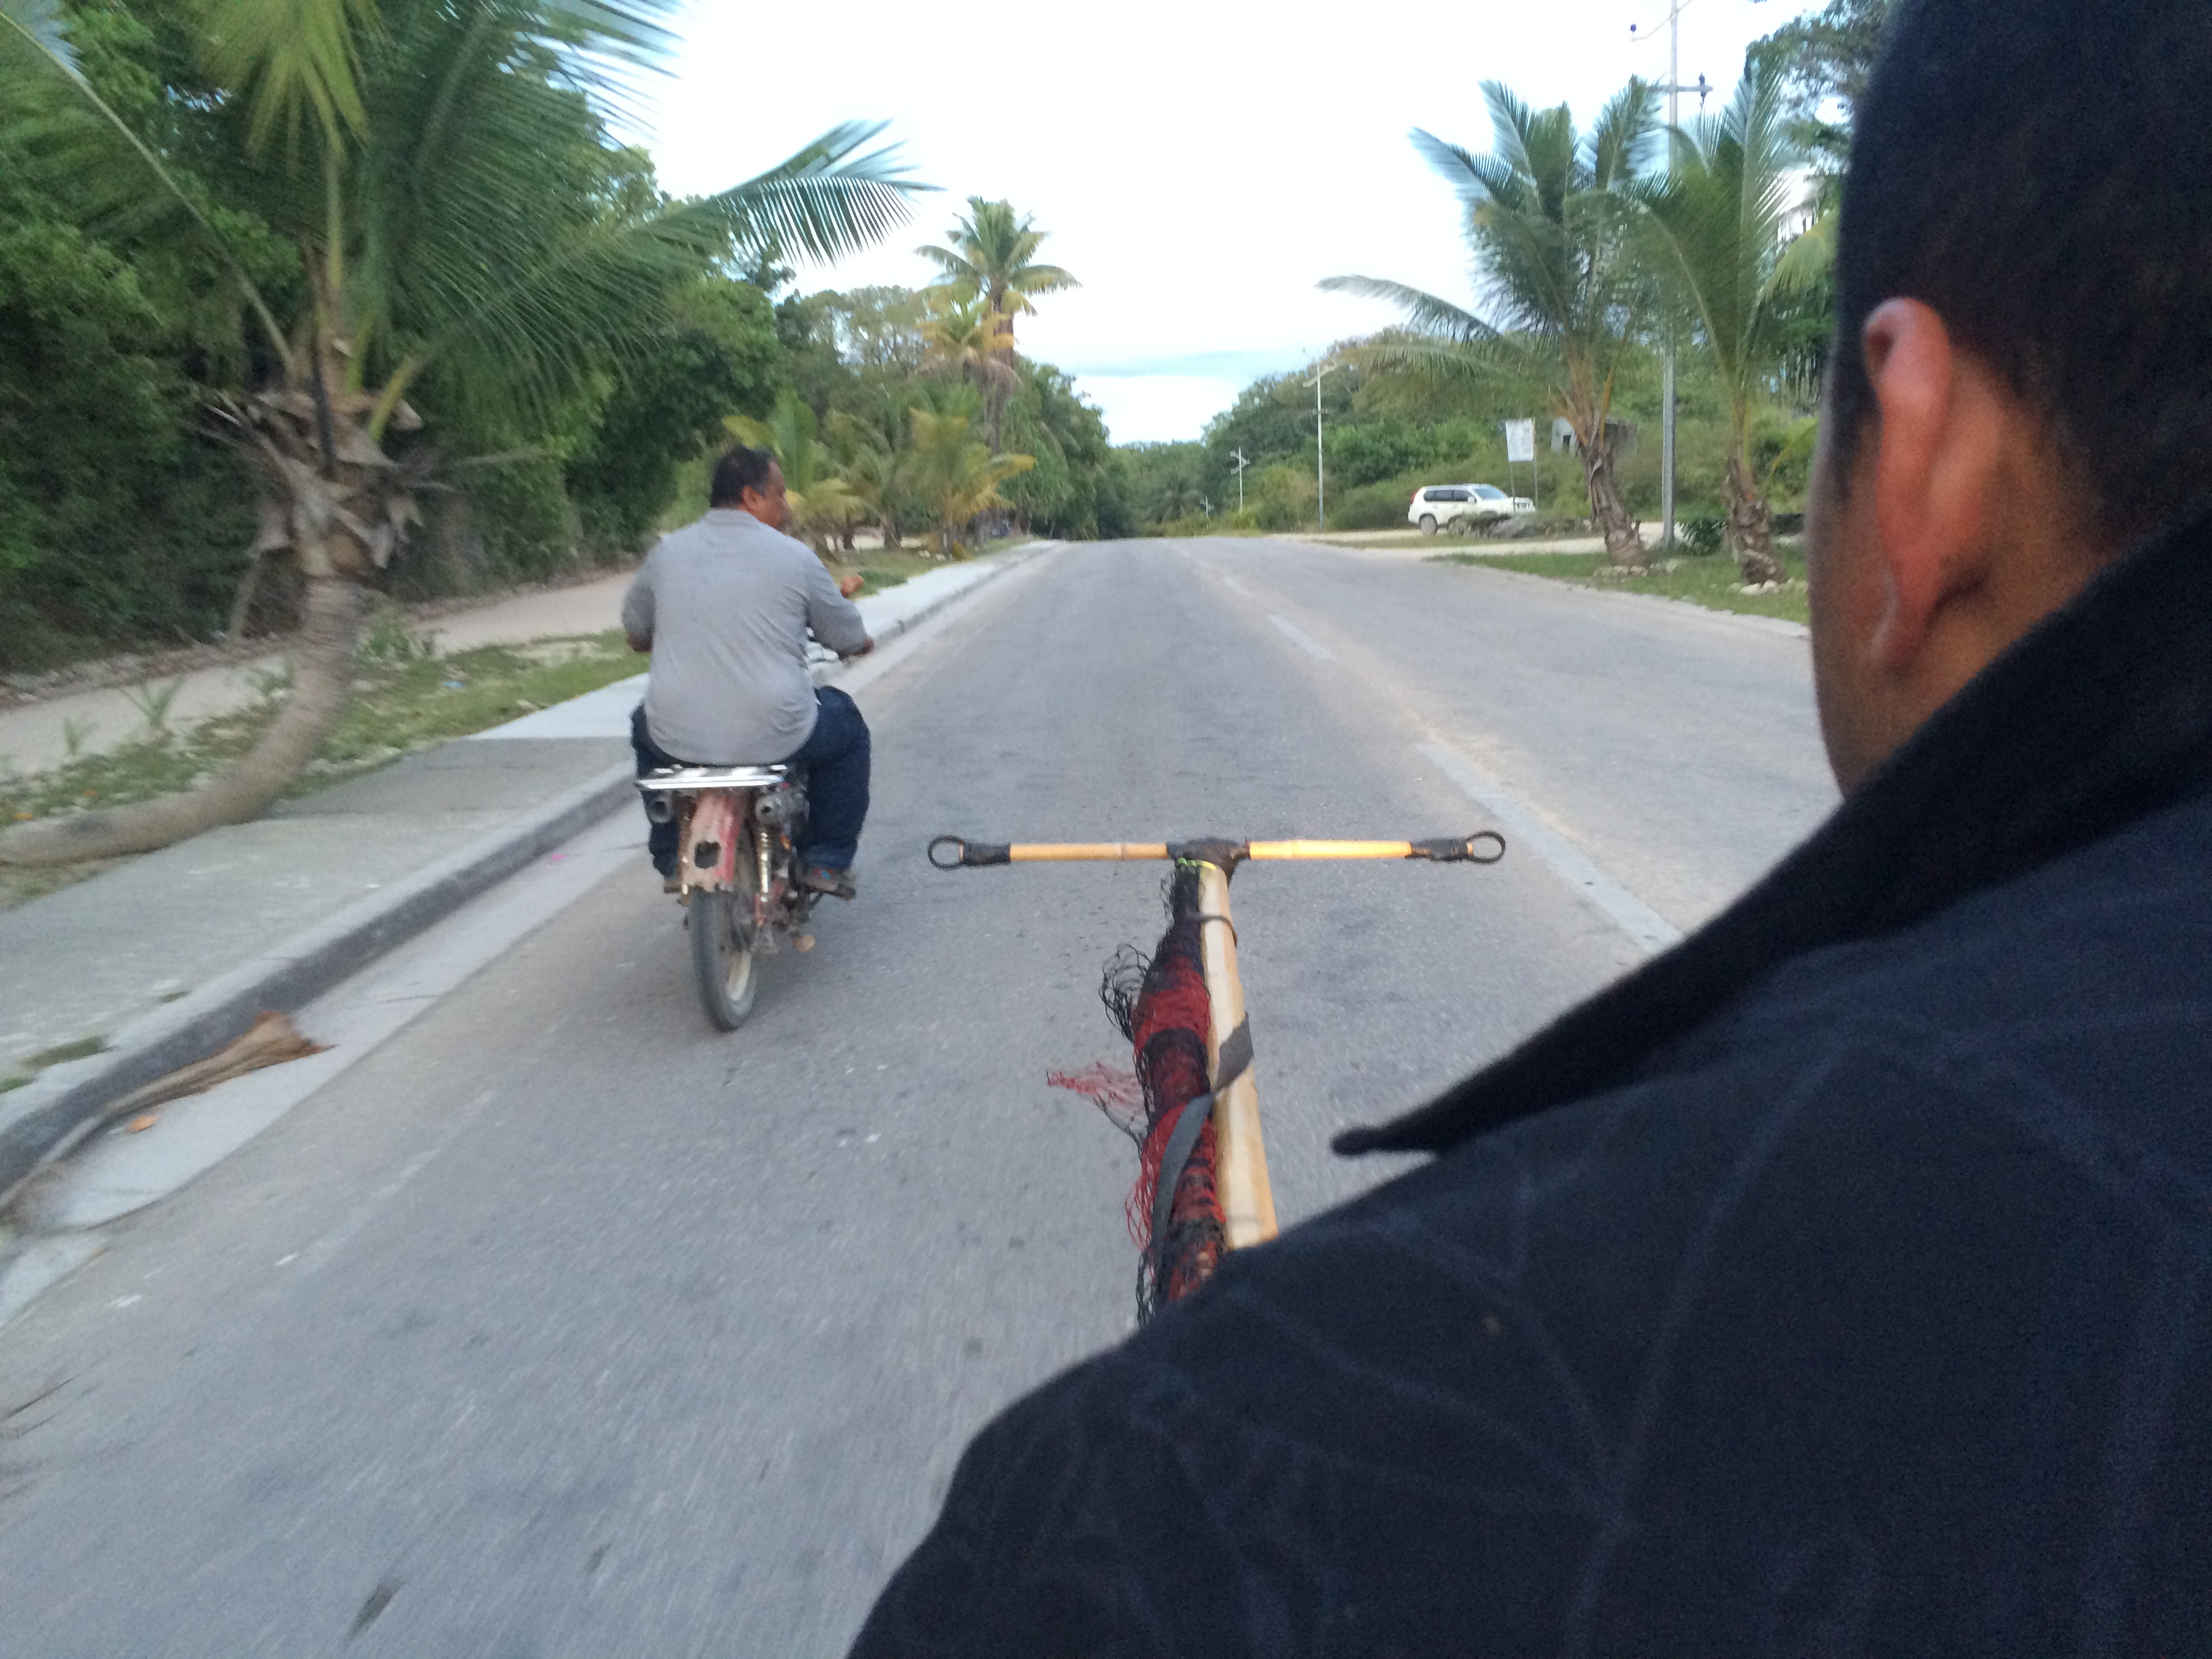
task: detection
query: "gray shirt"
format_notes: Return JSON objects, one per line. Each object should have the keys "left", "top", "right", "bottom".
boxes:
{"left": 621, "top": 509, "right": 869, "bottom": 764}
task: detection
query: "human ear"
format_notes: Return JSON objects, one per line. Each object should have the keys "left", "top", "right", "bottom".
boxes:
{"left": 1861, "top": 299, "right": 2009, "bottom": 671}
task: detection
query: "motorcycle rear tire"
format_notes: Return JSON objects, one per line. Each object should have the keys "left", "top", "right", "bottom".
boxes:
{"left": 689, "top": 887, "right": 758, "bottom": 1029}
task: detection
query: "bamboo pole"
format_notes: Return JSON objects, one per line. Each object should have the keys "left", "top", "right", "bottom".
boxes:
{"left": 1193, "top": 861, "right": 1277, "bottom": 1250}
{"left": 1009, "top": 842, "right": 1169, "bottom": 862}
{"left": 1247, "top": 839, "right": 1420, "bottom": 861}
{"left": 928, "top": 834, "right": 1504, "bottom": 868}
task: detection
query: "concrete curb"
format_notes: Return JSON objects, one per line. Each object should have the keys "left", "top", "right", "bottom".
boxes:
{"left": 0, "top": 542, "right": 1047, "bottom": 1211}
{"left": 0, "top": 762, "right": 632, "bottom": 1210}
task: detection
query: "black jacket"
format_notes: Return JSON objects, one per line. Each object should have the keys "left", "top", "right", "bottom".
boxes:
{"left": 852, "top": 506, "right": 2212, "bottom": 1658}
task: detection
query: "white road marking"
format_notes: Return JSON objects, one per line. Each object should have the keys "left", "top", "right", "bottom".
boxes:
{"left": 1418, "top": 740, "right": 1684, "bottom": 956}
{"left": 1269, "top": 615, "right": 1335, "bottom": 660}
{"left": 1219, "top": 575, "right": 1250, "bottom": 596}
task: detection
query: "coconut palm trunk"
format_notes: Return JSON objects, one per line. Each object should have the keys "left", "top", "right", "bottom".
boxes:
{"left": 1725, "top": 449, "right": 1784, "bottom": 583}
{"left": 0, "top": 577, "right": 365, "bottom": 864}
{"left": 1, "top": 359, "right": 425, "bottom": 865}
{"left": 1583, "top": 436, "right": 1643, "bottom": 561}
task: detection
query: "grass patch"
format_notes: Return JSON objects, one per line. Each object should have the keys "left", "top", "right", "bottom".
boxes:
{"left": 0, "top": 629, "right": 646, "bottom": 869}
{"left": 24, "top": 1035, "right": 105, "bottom": 1069}
{"left": 845, "top": 536, "right": 1034, "bottom": 594}
{"left": 1435, "top": 546, "right": 1810, "bottom": 625}
{"left": 848, "top": 548, "right": 949, "bottom": 595}
{"left": 0, "top": 1031, "right": 110, "bottom": 1090}
{"left": 0, "top": 554, "right": 953, "bottom": 909}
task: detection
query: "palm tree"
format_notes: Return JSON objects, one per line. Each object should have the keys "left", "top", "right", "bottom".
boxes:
{"left": 1634, "top": 64, "right": 1809, "bottom": 585}
{"left": 905, "top": 408, "right": 1033, "bottom": 558}
{"left": 725, "top": 390, "right": 866, "bottom": 558}
{"left": 1323, "top": 81, "right": 1660, "bottom": 567}
{"left": 919, "top": 289, "right": 1015, "bottom": 404}
{"left": 917, "top": 197, "right": 1076, "bottom": 447}
{"left": 826, "top": 403, "right": 912, "bottom": 550}
{"left": 0, "top": 0, "right": 920, "bottom": 867}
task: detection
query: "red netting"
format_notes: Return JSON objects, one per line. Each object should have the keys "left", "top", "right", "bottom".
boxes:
{"left": 1051, "top": 865, "right": 1226, "bottom": 1320}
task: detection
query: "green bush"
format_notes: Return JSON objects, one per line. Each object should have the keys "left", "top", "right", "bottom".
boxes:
{"left": 1249, "top": 463, "right": 1317, "bottom": 531}
{"left": 1330, "top": 479, "right": 1416, "bottom": 529}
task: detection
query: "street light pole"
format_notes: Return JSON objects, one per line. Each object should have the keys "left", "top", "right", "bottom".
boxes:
{"left": 1231, "top": 447, "right": 1250, "bottom": 514}
{"left": 1662, "top": 0, "right": 1679, "bottom": 554}
{"left": 1307, "top": 364, "right": 1335, "bottom": 531}
{"left": 1633, "top": 0, "right": 1706, "bottom": 553}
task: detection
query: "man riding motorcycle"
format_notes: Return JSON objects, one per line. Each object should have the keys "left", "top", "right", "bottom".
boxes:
{"left": 623, "top": 445, "right": 874, "bottom": 899}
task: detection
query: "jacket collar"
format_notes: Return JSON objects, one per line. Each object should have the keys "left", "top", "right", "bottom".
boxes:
{"left": 1340, "top": 499, "right": 2212, "bottom": 1157}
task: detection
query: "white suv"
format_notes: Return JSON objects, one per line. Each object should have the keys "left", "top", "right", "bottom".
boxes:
{"left": 1408, "top": 483, "right": 1532, "bottom": 533}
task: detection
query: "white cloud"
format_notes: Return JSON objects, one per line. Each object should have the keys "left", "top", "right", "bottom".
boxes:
{"left": 647, "top": 0, "right": 1816, "bottom": 442}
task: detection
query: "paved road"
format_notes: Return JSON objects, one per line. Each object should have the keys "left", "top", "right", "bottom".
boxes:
{"left": 0, "top": 540, "right": 1835, "bottom": 1656}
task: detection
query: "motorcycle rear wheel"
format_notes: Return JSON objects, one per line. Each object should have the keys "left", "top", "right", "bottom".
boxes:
{"left": 689, "top": 886, "right": 758, "bottom": 1029}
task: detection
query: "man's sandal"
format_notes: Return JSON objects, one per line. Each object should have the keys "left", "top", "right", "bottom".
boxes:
{"left": 800, "top": 866, "right": 857, "bottom": 901}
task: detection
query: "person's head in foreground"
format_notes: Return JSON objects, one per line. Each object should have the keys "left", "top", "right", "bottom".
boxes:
{"left": 851, "top": 1, "right": 2212, "bottom": 1652}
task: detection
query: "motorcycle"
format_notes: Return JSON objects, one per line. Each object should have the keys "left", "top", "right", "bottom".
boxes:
{"left": 636, "top": 764, "right": 814, "bottom": 1029}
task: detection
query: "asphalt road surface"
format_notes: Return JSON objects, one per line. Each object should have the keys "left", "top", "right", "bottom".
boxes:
{"left": 0, "top": 539, "right": 1837, "bottom": 1657}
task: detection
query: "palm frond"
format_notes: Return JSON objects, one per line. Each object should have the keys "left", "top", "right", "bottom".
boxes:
{"left": 535, "top": 0, "right": 677, "bottom": 64}
{"left": 1, "top": 0, "right": 291, "bottom": 361}
{"left": 1009, "top": 263, "right": 1078, "bottom": 294}
{"left": 1767, "top": 206, "right": 1835, "bottom": 300}
{"left": 1481, "top": 81, "right": 1539, "bottom": 182}
{"left": 1349, "top": 332, "right": 1539, "bottom": 386}
{"left": 0, "top": 0, "right": 77, "bottom": 76}
{"left": 1318, "top": 274, "right": 1498, "bottom": 345}
{"left": 1586, "top": 77, "right": 1658, "bottom": 188}
{"left": 698, "top": 119, "right": 924, "bottom": 264}
{"left": 189, "top": 0, "right": 375, "bottom": 155}
{"left": 1411, "top": 126, "right": 1521, "bottom": 218}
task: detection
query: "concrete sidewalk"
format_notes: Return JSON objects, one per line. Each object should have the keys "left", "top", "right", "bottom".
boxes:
{"left": 0, "top": 547, "right": 1044, "bottom": 1203}
{"left": 0, "top": 573, "right": 639, "bottom": 780}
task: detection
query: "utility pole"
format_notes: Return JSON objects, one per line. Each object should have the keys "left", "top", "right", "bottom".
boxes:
{"left": 1307, "top": 363, "right": 1335, "bottom": 531}
{"left": 1231, "top": 447, "right": 1250, "bottom": 514}
{"left": 1633, "top": 3, "right": 1708, "bottom": 553}
{"left": 1664, "top": 0, "right": 1677, "bottom": 554}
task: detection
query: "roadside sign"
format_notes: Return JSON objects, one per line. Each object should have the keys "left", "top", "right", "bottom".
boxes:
{"left": 1504, "top": 419, "right": 1536, "bottom": 464}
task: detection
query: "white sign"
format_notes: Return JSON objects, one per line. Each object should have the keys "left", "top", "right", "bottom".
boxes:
{"left": 1504, "top": 419, "right": 1536, "bottom": 464}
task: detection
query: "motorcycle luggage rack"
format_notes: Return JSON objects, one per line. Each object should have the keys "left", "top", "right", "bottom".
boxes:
{"left": 636, "top": 765, "right": 790, "bottom": 793}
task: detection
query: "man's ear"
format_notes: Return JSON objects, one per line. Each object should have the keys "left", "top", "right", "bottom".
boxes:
{"left": 1861, "top": 299, "right": 2011, "bottom": 670}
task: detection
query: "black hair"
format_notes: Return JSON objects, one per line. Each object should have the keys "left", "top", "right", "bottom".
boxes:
{"left": 710, "top": 446, "right": 777, "bottom": 508}
{"left": 1832, "top": 0, "right": 2212, "bottom": 541}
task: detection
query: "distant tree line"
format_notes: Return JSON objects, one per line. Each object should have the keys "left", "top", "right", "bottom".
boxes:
{"left": 752, "top": 218, "right": 1122, "bottom": 557}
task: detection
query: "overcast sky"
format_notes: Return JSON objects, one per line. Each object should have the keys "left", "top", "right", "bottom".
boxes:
{"left": 646, "top": 0, "right": 1820, "bottom": 445}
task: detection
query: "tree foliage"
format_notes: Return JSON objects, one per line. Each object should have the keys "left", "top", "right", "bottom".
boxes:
{"left": 0, "top": 0, "right": 919, "bottom": 863}
{"left": 1635, "top": 64, "right": 1805, "bottom": 579}
{"left": 1748, "top": 0, "right": 1899, "bottom": 163}
{"left": 1324, "top": 79, "right": 1662, "bottom": 564}
{"left": 0, "top": 0, "right": 907, "bottom": 680}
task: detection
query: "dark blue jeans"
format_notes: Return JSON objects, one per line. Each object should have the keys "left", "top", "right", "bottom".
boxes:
{"left": 631, "top": 689, "right": 871, "bottom": 877}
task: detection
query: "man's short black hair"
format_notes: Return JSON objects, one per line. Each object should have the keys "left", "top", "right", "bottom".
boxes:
{"left": 710, "top": 446, "right": 776, "bottom": 508}
{"left": 1832, "top": 0, "right": 2212, "bottom": 542}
